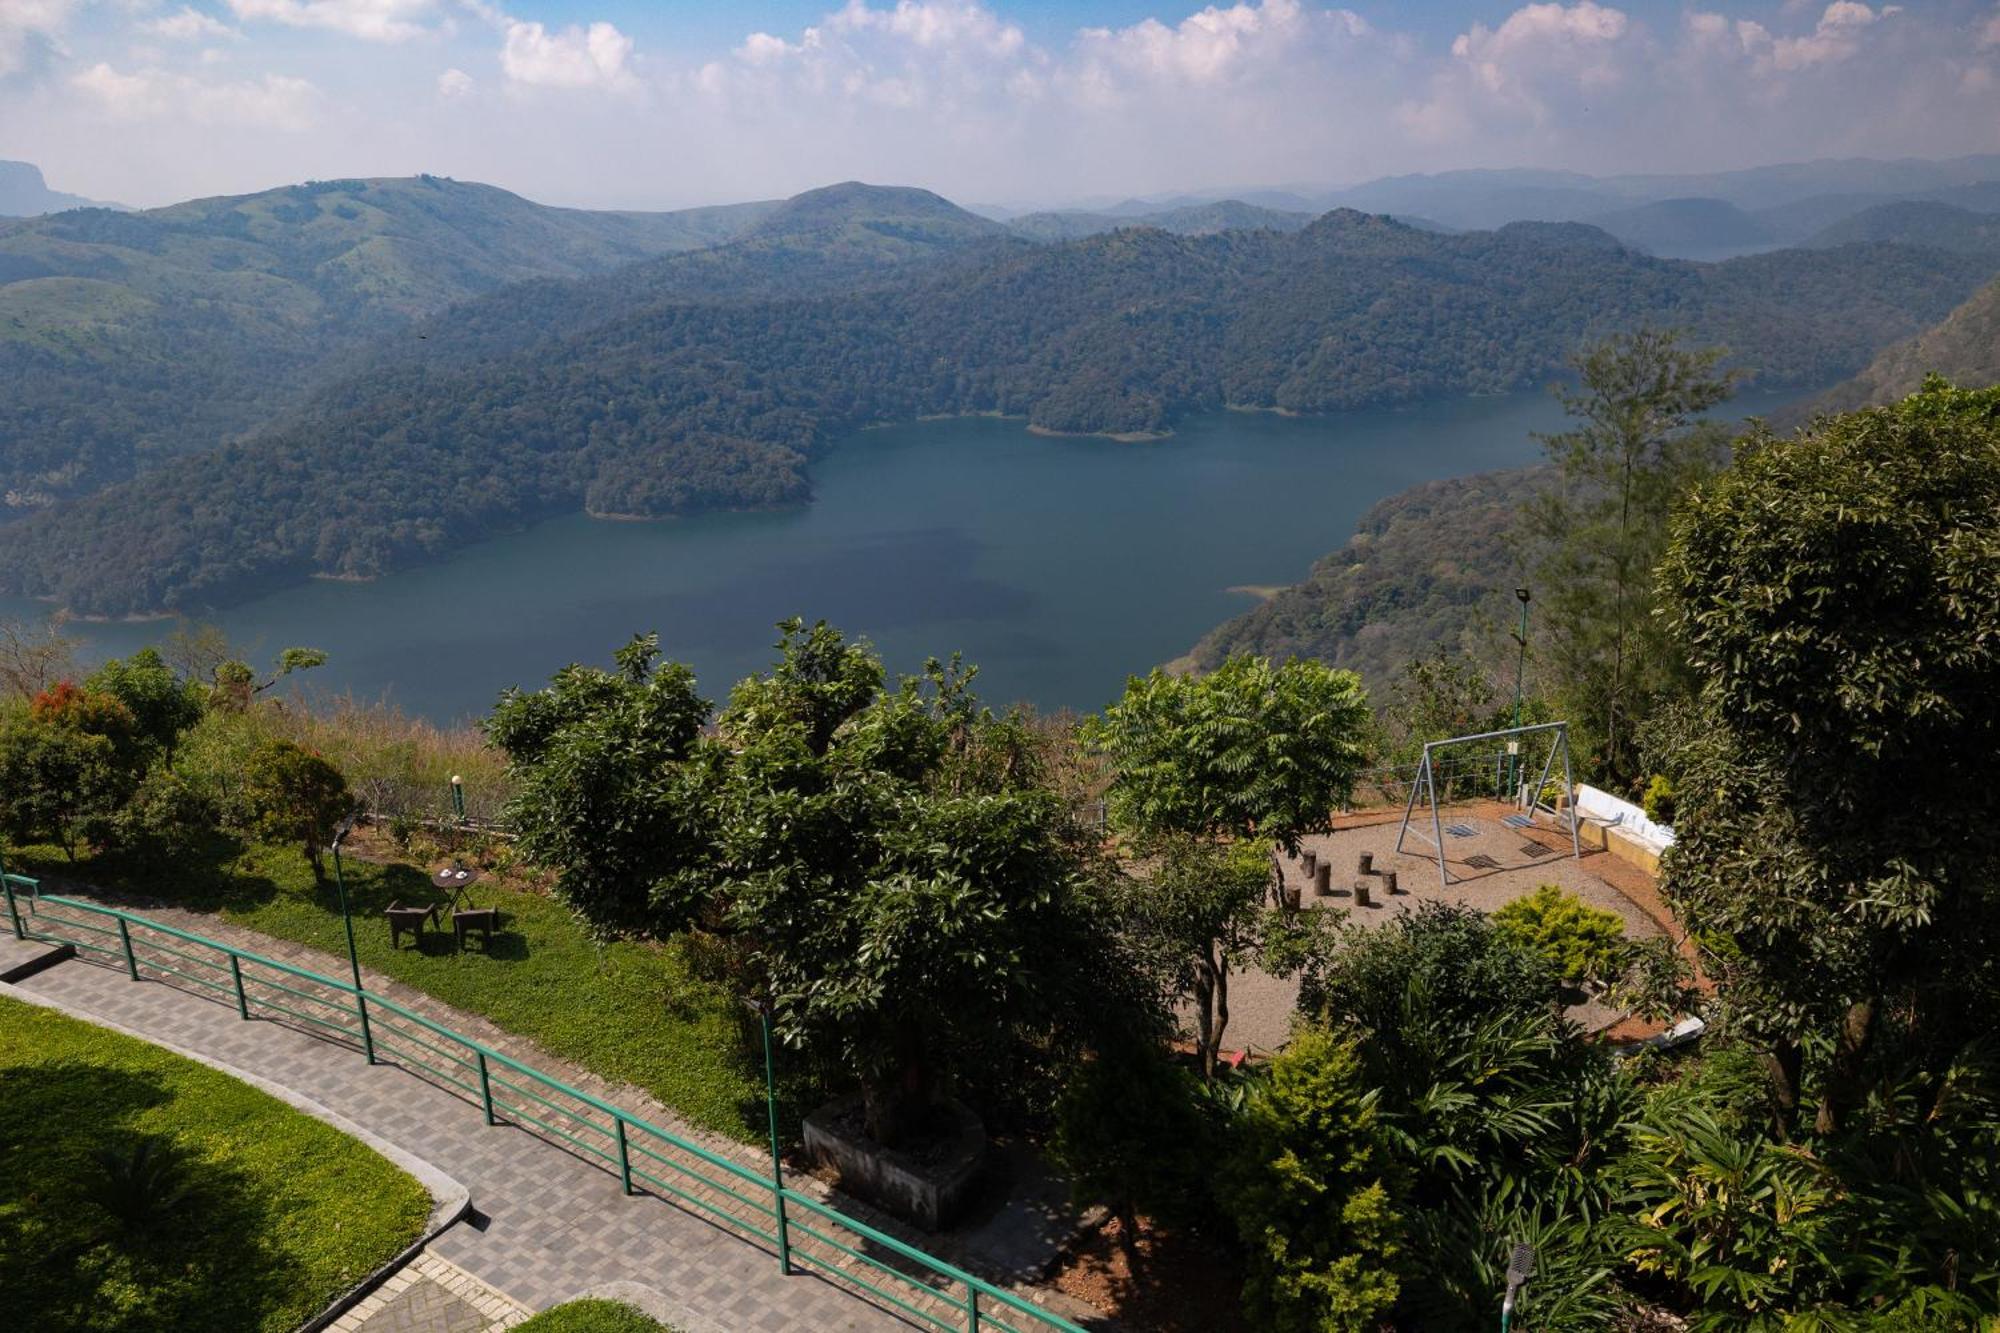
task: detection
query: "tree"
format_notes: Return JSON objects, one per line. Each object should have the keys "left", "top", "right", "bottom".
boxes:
{"left": 86, "top": 648, "right": 203, "bottom": 761}
{"left": 1224, "top": 1026, "right": 1403, "bottom": 1333}
{"left": 210, "top": 646, "right": 328, "bottom": 713}
{"left": 240, "top": 739, "right": 351, "bottom": 881}
{"left": 485, "top": 633, "right": 713, "bottom": 936}
{"left": 0, "top": 712, "right": 126, "bottom": 860}
{"left": 1530, "top": 329, "right": 1737, "bottom": 785}
{"left": 1090, "top": 656, "right": 1367, "bottom": 1076}
{"left": 1656, "top": 378, "right": 2000, "bottom": 1138}
{"left": 0, "top": 617, "right": 77, "bottom": 702}
{"left": 1089, "top": 655, "right": 1371, "bottom": 853}
{"left": 708, "top": 623, "right": 1122, "bottom": 1145}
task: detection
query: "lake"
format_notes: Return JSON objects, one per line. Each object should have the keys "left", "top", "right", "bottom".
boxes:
{"left": 4, "top": 388, "right": 1799, "bottom": 723}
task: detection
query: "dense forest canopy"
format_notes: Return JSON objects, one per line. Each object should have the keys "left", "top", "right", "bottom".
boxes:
{"left": 3, "top": 181, "right": 1995, "bottom": 619}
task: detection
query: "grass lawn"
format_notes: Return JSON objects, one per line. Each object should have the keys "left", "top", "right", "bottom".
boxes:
{"left": 514, "top": 1298, "right": 677, "bottom": 1331}
{"left": 0, "top": 992, "right": 431, "bottom": 1333}
{"left": 10, "top": 836, "right": 770, "bottom": 1143}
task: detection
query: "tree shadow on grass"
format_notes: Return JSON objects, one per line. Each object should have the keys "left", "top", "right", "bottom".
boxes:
{"left": 0, "top": 1061, "right": 288, "bottom": 1333}
{"left": 13, "top": 831, "right": 285, "bottom": 916}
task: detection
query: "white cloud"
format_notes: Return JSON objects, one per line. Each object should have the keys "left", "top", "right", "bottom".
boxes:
{"left": 500, "top": 18, "right": 634, "bottom": 91}
{"left": 826, "top": 0, "right": 1025, "bottom": 59}
{"left": 70, "top": 61, "right": 319, "bottom": 129}
{"left": 225, "top": 0, "right": 435, "bottom": 44}
{"left": 1979, "top": 6, "right": 2000, "bottom": 48}
{"left": 1073, "top": 0, "right": 1312, "bottom": 88}
{"left": 1449, "top": 2, "right": 1632, "bottom": 97}
{"left": 1762, "top": 1, "right": 1899, "bottom": 71}
{"left": 437, "top": 66, "right": 473, "bottom": 97}
{"left": 144, "top": 7, "right": 240, "bottom": 41}
{"left": 0, "top": 0, "right": 78, "bottom": 78}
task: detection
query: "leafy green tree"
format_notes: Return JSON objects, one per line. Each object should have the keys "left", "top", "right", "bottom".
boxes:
{"left": 1224, "top": 1026, "right": 1402, "bottom": 1332}
{"left": 1530, "top": 329, "right": 1737, "bottom": 784}
{"left": 86, "top": 648, "right": 203, "bottom": 761}
{"left": 1052, "top": 1038, "right": 1221, "bottom": 1246}
{"left": 1656, "top": 379, "right": 2000, "bottom": 1136}
{"left": 1088, "top": 655, "right": 1370, "bottom": 854}
{"left": 485, "top": 634, "right": 713, "bottom": 935}
{"left": 0, "top": 711, "right": 126, "bottom": 860}
{"left": 240, "top": 739, "right": 351, "bottom": 881}
{"left": 708, "top": 623, "right": 1122, "bottom": 1144}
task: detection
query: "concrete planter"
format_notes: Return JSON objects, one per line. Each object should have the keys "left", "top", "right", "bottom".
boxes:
{"left": 802, "top": 1094, "right": 986, "bottom": 1232}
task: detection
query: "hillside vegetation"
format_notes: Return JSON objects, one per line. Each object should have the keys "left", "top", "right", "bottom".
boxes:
{"left": 2, "top": 195, "right": 1992, "bottom": 617}
{"left": 1803, "top": 274, "right": 2000, "bottom": 416}
{"left": 1189, "top": 467, "right": 1550, "bottom": 689}
{"left": 0, "top": 176, "right": 774, "bottom": 509}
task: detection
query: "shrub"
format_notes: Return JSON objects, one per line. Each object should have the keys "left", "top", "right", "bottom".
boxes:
{"left": 240, "top": 739, "right": 352, "bottom": 881}
{"left": 115, "top": 767, "right": 220, "bottom": 867}
{"left": 1641, "top": 773, "right": 1676, "bottom": 826}
{"left": 1223, "top": 1026, "right": 1402, "bottom": 1332}
{"left": 1492, "top": 885, "right": 1633, "bottom": 987}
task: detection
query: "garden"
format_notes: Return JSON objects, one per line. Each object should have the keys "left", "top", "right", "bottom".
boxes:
{"left": 0, "top": 993, "right": 431, "bottom": 1332}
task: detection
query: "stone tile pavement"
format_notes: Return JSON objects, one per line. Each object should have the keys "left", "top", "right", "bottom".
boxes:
{"left": 334, "top": 1253, "right": 529, "bottom": 1333}
{"left": 6, "top": 952, "right": 921, "bottom": 1331}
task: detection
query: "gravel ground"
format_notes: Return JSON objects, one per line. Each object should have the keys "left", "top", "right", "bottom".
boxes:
{"left": 1192, "top": 803, "right": 1668, "bottom": 1055}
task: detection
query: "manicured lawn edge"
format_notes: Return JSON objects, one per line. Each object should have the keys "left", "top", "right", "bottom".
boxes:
{"left": 0, "top": 990, "right": 435, "bottom": 1333}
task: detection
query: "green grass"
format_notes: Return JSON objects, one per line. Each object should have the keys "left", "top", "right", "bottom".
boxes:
{"left": 11, "top": 837, "right": 770, "bottom": 1143}
{"left": 0, "top": 992, "right": 431, "bottom": 1332}
{"left": 514, "top": 1298, "right": 677, "bottom": 1332}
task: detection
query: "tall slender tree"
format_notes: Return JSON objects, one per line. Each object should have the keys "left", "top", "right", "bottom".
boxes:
{"left": 1530, "top": 329, "right": 1737, "bottom": 784}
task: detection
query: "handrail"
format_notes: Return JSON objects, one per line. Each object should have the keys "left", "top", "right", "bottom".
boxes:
{"left": 3, "top": 882, "right": 1085, "bottom": 1333}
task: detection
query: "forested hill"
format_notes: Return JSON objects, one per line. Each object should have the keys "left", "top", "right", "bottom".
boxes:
{"left": 1187, "top": 467, "right": 1552, "bottom": 690}
{"left": 4, "top": 206, "right": 1995, "bottom": 616}
{"left": 1799, "top": 275, "right": 2000, "bottom": 418}
{"left": 0, "top": 176, "right": 777, "bottom": 510}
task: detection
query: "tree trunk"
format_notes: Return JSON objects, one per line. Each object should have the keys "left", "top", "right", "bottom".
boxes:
{"left": 1763, "top": 1039, "right": 1803, "bottom": 1140}
{"left": 1193, "top": 960, "right": 1217, "bottom": 1080}
{"left": 1815, "top": 999, "right": 1877, "bottom": 1137}
{"left": 861, "top": 1028, "right": 933, "bottom": 1147}
{"left": 1212, "top": 950, "right": 1231, "bottom": 1072}
{"left": 306, "top": 843, "right": 326, "bottom": 884}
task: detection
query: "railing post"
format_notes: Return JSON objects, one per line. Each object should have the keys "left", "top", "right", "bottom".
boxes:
{"left": 116, "top": 917, "right": 138, "bottom": 980}
{"left": 477, "top": 1051, "right": 496, "bottom": 1126}
{"left": 614, "top": 1117, "right": 633, "bottom": 1196}
{"left": 229, "top": 954, "right": 248, "bottom": 1020}
{"left": 355, "top": 991, "right": 376, "bottom": 1065}
{"left": 964, "top": 1283, "right": 980, "bottom": 1332}
{"left": 760, "top": 1008, "right": 792, "bottom": 1277}
{"left": 3, "top": 875, "right": 22, "bottom": 941}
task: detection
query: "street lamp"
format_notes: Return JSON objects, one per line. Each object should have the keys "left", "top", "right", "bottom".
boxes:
{"left": 449, "top": 774, "right": 466, "bottom": 826}
{"left": 328, "top": 814, "right": 375, "bottom": 1064}
{"left": 742, "top": 994, "right": 793, "bottom": 1277}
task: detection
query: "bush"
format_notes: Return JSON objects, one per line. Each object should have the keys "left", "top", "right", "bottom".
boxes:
{"left": 1223, "top": 1026, "right": 1402, "bottom": 1332}
{"left": 240, "top": 739, "right": 351, "bottom": 881}
{"left": 1492, "top": 885, "right": 1633, "bottom": 987}
{"left": 1641, "top": 773, "right": 1676, "bottom": 826}
{"left": 114, "top": 767, "right": 220, "bottom": 867}
{"left": 513, "top": 1300, "right": 673, "bottom": 1332}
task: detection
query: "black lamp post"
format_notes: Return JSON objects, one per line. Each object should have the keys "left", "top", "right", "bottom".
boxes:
{"left": 328, "top": 814, "right": 375, "bottom": 1064}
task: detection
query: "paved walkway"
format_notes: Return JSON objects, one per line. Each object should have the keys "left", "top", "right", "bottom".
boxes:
{"left": 6, "top": 949, "right": 916, "bottom": 1331}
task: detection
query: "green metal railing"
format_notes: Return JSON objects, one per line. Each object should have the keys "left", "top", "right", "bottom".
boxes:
{"left": 3, "top": 878, "right": 1083, "bottom": 1333}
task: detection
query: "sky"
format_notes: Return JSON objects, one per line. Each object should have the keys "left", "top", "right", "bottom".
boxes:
{"left": 3, "top": 0, "right": 1999, "bottom": 211}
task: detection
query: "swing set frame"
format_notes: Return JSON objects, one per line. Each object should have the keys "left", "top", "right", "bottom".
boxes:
{"left": 1394, "top": 720, "right": 1581, "bottom": 886}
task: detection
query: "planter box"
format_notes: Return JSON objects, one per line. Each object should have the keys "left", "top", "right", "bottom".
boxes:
{"left": 802, "top": 1094, "right": 986, "bottom": 1232}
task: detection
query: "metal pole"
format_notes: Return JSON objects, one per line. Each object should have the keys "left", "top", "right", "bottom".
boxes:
{"left": 330, "top": 818, "right": 375, "bottom": 1065}
{"left": 230, "top": 954, "right": 249, "bottom": 1020}
{"left": 450, "top": 775, "right": 466, "bottom": 825}
{"left": 760, "top": 1005, "right": 792, "bottom": 1276}
{"left": 117, "top": 916, "right": 138, "bottom": 980}
{"left": 478, "top": 1051, "right": 497, "bottom": 1126}
{"left": 1560, "top": 725, "right": 1581, "bottom": 862}
{"left": 2, "top": 871, "right": 21, "bottom": 942}
{"left": 964, "top": 1284, "right": 980, "bottom": 1332}
{"left": 1510, "top": 587, "right": 1531, "bottom": 797}
{"left": 1394, "top": 747, "right": 1427, "bottom": 857}
{"left": 615, "top": 1116, "right": 634, "bottom": 1195}
{"left": 1429, "top": 756, "right": 1450, "bottom": 887}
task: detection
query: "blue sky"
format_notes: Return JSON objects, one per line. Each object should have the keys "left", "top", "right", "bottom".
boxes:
{"left": 5, "top": 1, "right": 1999, "bottom": 210}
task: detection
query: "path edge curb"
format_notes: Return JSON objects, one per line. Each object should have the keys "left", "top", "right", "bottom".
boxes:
{"left": 0, "top": 977, "right": 474, "bottom": 1333}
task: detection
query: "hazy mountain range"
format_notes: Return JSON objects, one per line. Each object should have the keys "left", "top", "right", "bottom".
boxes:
{"left": 0, "top": 161, "right": 124, "bottom": 217}
{"left": 3, "top": 153, "right": 1999, "bottom": 619}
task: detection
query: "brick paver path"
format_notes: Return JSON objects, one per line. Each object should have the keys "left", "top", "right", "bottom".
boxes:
{"left": 8, "top": 951, "right": 914, "bottom": 1330}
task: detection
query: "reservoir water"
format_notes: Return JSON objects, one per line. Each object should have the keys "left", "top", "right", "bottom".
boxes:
{"left": 4, "top": 389, "right": 1798, "bottom": 723}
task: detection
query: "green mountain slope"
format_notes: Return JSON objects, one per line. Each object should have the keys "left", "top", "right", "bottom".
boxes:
{"left": 1008, "top": 200, "right": 1312, "bottom": 240}
{"left": 1804, "top": 201, "right": 2000, "bottom": 255}
{"left": 1186, "top": 468, "right": 1550, "bottom": 689}
{"left": 2, "top": 209, "right": 1991, "bottom": 616}
{"left": 1587, "top": 197, "right": 1776, "bottom": 259}
{"left": 1800, "top": 275, "right": 2000, "bottom": 417}
{"left": 0, "top": 176, "right": 775, "bottom": 509}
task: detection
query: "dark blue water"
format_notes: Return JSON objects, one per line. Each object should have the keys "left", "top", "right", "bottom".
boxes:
{"left": 3, "top": 390, "right": 1798, "bottom": 722}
